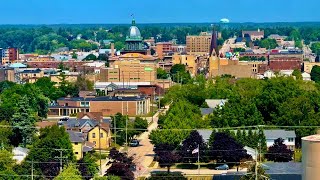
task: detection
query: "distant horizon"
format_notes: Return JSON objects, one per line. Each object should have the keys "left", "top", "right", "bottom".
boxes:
{"left": 1, "top": 21, "right": 320, "bottom": 26}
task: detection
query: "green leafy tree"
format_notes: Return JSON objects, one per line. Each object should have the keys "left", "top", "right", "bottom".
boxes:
{"left": 84, "top": 54, "right": 97, "bottom": 61}
{"left": 75, "top": 75, "right": 94, "bottom": 91}
{"left": 78, "top": 153, "right": 99, "bottom": 180}
{"left": 134, "top": 117, "right": 148, "bottom": 132}
{"left": 55, "top": 164, "right": 82, "bottom": 180}
{"left": 311, "top": 65, "right": 320, "bottom": 83}
{"left": 11, "top": 96, "right": 37, "bottom": 147}
{"left": 0, "top": 121, "right": 13, "bottom": 149}
{"left": 22, "top": 125, "right": 75, "bottom": 178}
{"left": 258, "top": 129, "right": 267, "bottom": 153}
{"left": 292, "top": 69, "right": 302, "bottom": 80}
{"left": 34, "top": 77, "right": 65, "bottom": 100}
{"left": 157, "top": 68, "right": 168, "bottom": 79}
{"left": 0, "top": 150, "right": 18, "bottom": 180}
{"left": 149, "top": 130, "right": 189, "bottom": 148}
{"left": 72, "top": 51, "right": 78, "bottom": 59}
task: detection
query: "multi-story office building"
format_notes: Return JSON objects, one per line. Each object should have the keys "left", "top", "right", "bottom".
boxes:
{"left": 156, "top": 42, "right": 173, "bottom": 59}
{"left": 186, "top": 32, "right": 212, "bottom": 53}
{"left": 0, "top": 48, "right": 19, "bottom": 64}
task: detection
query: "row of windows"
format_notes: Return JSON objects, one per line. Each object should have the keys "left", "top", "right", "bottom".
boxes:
{"left": 92, "top": 133, "right": 104, "bottom": 138}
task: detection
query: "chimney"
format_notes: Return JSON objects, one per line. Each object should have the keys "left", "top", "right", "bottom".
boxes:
{"left": 111, "top": 43, "right": 115, "bottom": 57}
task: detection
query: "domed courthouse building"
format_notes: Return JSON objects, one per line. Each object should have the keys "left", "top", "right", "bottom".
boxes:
{"left": 103, "top": 19, "right": 158, "bottom": 83}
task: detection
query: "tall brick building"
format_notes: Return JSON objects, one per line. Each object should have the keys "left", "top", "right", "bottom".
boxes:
{"left": 269, "top": 51, "right": 303, "bottom": 71}
{"left": 186, "top": 32, "right": 212, "bottom": 53}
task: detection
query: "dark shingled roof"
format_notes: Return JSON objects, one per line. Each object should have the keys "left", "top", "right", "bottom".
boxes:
{"left": 58, "top": 96, "right": 146, "bottom": 102}
{"left": 200, "top": 108, "right": 214, "bottom": 116}
{"left": 67, "top": 130, "right": 84, "bottom": 143}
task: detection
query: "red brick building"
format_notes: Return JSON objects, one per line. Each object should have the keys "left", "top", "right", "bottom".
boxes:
{"left": 156, "top": 42, "right": 173, "bottom": 59}
{"left": 269, "top": 52, "right": 303, "bottom": 71}
{"left": 48, "top": 96, "right": 150, "bottom": 117}
{"left": 26, "top": 60, "right": 90, "bottom": 69}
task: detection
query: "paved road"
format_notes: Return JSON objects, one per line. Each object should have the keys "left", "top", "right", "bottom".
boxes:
{"left": 127, "top": 108, "right": 168, "bottom": 178}
{"left": 150, "top": 168, "right": 247, "bottom": 175}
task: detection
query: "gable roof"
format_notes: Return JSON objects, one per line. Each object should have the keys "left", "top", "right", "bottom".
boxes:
{"left": 264, "top": 130, "right": 296, "bottom": 139}
{"left": 67, "top": 130, "right": 85, "bottom": 143}
{"left": 77, "top": 112, "right": 103, "bottom": 122}
{"left": 36, "top": 121, "right": 57, "bottom": 129}
{"left": 200, "top": 108, "right": 214, "bottom": 116}
{"left": 205, "top": 99, "right": 228, "bottom": 109}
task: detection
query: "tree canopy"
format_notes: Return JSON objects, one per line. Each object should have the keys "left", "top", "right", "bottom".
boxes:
{"left": 265, "top": 138, "right": 293, "bottom": 162}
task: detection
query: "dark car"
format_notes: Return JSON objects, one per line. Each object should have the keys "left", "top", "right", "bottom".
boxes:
{"left": 215, "top": 164, "right": 229, "bottom": 170}
{"left": 59, "top": 117, "right": 69, "bottom": 121}
{"left": 129, "top": 139, "right": 139, "bottom": 147}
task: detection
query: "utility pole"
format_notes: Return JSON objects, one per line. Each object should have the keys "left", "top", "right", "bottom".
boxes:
{"left": 55, "top": 149, "right": 69, "bottom": 173}
{"left": 99, "top": 120, "right": 102, "bottom": 175}
{"left": 126, "top": 101, "right": 128, "bottom": 153}
{"left": 255, "top": 148, "right": 258, "bottom": 180}
{"left": 31, "top": 160, "right": 34, "bottom": 180}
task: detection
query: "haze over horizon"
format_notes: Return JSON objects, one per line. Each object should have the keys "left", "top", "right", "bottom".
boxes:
{"left": 2, "top": 0, "right": 320, "bottom": 24}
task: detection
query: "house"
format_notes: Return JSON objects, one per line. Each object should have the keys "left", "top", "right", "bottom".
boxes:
{"left": 77, "top": 112, "right": 103, "bottom": 122}
{"left": 87, "top": 123, "right": 112, "bottom": 150}
{"left": 62, "top": 118, "right": 112, "bottom": 150}
{"left": 12, "top": 147, "right": 29, "bottom": 164}
{"left": 264, "top": 130, "right": 296, "bottom": 150}
{"left": 197, "top": 129, "right": 296, "bottom": 150}
{"left": 67, "top": 130, "right": 94, "bottom": 160}
{"left": 205, "top": 99, "right": 228, "bottom": 109}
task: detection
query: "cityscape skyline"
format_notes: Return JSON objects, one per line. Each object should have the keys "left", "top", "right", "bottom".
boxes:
{"left": 1, "top": 0, "right": 320, "bottom": 24}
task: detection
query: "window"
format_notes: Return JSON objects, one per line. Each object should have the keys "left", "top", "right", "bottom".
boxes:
{"left": 80, "top": 101, "right": 90, "bottom": 107}
{"left": 74, "top": 142, "right": 78, "bottom": 145}
{"left": 288, "top": 138, "right": 294, "bottom": 142}
{"left": 92, "top": 133, "right": 96, "bottom": 138}
{"left": 93, "top": 141, "right": 96, "bottom": 145}
{"left": 75, "top": 152, "right": 78, "bottom": 154}
{"left": 100, "top": 133, "right": 104, "bottom": 138}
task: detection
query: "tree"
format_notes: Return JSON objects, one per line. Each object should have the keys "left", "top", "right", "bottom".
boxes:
{"left": 265, "top": 138, "right": 293, "bottom": 162}
{"left": 311, "top": 42, "right": 320, "bottom": 55}
{"left": 209, "top": 133, "right": 249, "bottom": 165}
{"left": 84, "top": 54, "right": 97, "bottom": 61}
{"left": 179, "top": 131, "right": 206, "bottom": 163}
{"left": 75, "top": 75, "right": 94, "bottom": 91}
{"left": 240, "top": 164, "right": 270, "bottom": 180}
{"left": 34, "top": 77, "right": 65, "bottom": 100}
{"left": 106, "top": 148, "right": 135, "bottom": 180}
{"left": 311, "top": 65, "right": 320, "bottom": 83}
{"left": 157, "top": 68, "right": 168, "bottom": 79}
{"left": 154, "top": 143, "right": 180, "bottom": 173}
{"left": 72, "top": 51, "right": 78, "bottom": 59}
{"left": 0, "top": 150, "right": 19, "bottom": 180}
{"left": 22, "top": 125, "right": 75, "bottom": 178}
{"left": 78, "top": 154, "right": 99, "bottom": 180}
{"left": 58, "top": 62, "right": 66, "bottom": 70}
{"left": 106, "top": 163, "right": 134, "bottom": 180}
{"left": 11, "top": 96, "right": 37, "bottom": 147}
{"left": 95, "top": 176, "right": 121, "bottom": 180}
{"left": 292, "top": 69, "right": 302, "bottom": 80}
{"left": 134, "top": 117, "right": 148, "bottom": 133}
{"left": 0, "top": 121, "right": 13, "bottom": 149}
{"left": 55, "top": 164, "right": 82, "bottom": 180}
{"left": 149, "top": 130, "right": 189, "bottom": 148}
{"left": 257, "top": 129, "right": 267, "bottom": 154}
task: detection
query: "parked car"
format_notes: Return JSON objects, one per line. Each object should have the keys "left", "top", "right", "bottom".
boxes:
{"left": 215, "top": 164, "right": 229, "bottom": 170}
{"left": 129, "top": 139, "right": 139, "bottom": 147}
{"left": 59, "top": 117, "right": 69, "bottom": 121}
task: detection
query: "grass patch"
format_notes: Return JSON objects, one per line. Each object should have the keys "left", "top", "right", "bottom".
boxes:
{"left": 148, "top": 161, "right": 157, "bottom": 168}
{"left": 175, "top": 163, "right": 198, "bottom": 169}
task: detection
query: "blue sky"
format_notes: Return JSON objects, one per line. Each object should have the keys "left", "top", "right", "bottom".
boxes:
{"left": 2, "top": 0, "right": 320, "bottom": 24}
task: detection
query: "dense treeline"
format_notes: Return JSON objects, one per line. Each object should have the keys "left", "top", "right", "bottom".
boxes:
{"left": 151, "top": 75, "right": 320, "bottom": 148}
{"left": 1, "top": 23, "right": 320, "bottom": 54}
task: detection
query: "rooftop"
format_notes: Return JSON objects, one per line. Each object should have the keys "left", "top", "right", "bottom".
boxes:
{"left": 58, "top": 96, "right": 146, "bottom": 102}
{"left": 302, "top": 134, "right": 320, "bottom": 142}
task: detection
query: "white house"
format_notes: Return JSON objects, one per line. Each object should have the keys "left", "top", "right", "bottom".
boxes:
{"left": 264, "top": 130, "right": 296, "bottom": 150}
{"left": 302, "top": 72, "right": 311, "bottom": 81}
{"left": 205, "top": 99, "right": 228, "bottom": 109}
{"left": 12, "top": 147, "right": 29, "bottom": 164}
